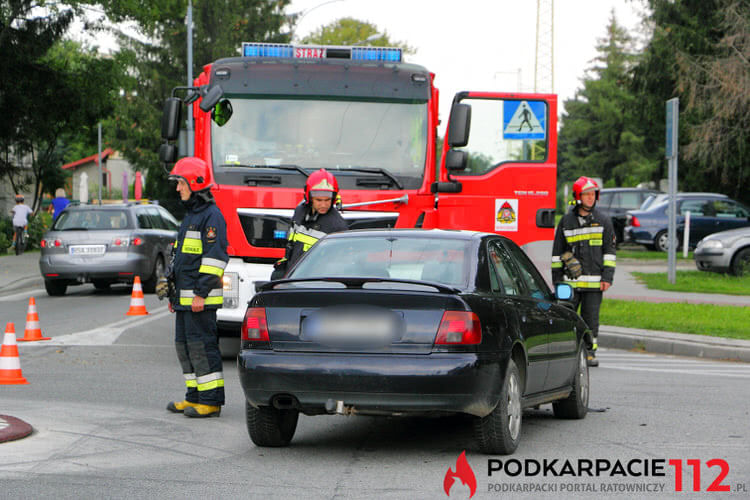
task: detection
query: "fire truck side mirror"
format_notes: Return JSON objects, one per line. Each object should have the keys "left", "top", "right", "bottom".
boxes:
{"left": 445, "top": 150, "right": 467, "bottom": 173}
{"left": 159, "top": 144, "right": 178, "bottom": 164}
{"left": 199, "top": 85, "right": 224, "bottom": 112}
{"left": 447, "top": 103, "right": 471, "bottom": 147}
{"left": 161, "top": 98, "right": 182, "bottom": 141}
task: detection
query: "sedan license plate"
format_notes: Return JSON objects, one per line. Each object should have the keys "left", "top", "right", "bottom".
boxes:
{"left": 69, "top": 245, "right": 106, "bottom": 256}
{"left": 303, "top": 312, "right": 397, "bottom": 346}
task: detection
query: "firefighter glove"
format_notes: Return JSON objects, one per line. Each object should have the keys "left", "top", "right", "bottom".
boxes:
{"left": 155, "top": 276, "right": 169, "bottom": 301}
{"left": 561, "top": 251, "right": 583, "bottom": 279}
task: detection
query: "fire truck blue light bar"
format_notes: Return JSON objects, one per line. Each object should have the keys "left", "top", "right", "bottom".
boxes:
{"left": 242, "top": 43, "right": 294, "bottom": 58}
{"left": 241, "top": 43, "right": 402, "bottom": 62}
{"left": 351, "top": 47, "right": 402, "bottom": 62}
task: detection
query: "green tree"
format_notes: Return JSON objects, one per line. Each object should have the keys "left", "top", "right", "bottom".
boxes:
{"left": 1, "top": 2, "right": 119, "bottom": 209}
{"left": 558, "top": 11, "right": 651, "bottom": 188}
{"left": 99, "top": 0, "right": 291, "bottom": 210}
{"left": 300, "top": 17, "right": 415, "bottom": 54}
{"left": 674, "top": 0, "right": 749, "bottom": 204}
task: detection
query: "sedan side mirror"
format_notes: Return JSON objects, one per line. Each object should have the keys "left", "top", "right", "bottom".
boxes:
{"left": 555, "top": 283, "right": 573, "bottom": 301}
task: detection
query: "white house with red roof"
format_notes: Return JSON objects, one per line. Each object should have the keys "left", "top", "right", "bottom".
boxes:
{"left": 61, "top": 149, "right": 141, "bottom": 202}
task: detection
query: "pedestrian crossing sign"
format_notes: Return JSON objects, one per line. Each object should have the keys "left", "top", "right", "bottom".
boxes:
{"left": 503, "top": 100, "right": 546, "bottom": 140}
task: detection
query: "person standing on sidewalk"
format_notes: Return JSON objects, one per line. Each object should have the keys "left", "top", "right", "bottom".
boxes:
{"left": 10, "top": 195, "right": 33, "bottom": 256}
{"left": 162, "top": 157, "right": 228, "bottom": 418}
{"left": 552, "top": 176, "right": 616, "bottom": 367}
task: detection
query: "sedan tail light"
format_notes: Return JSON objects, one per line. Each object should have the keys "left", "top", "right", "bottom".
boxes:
{"left": 242, "top": 307, "right": 270, "bottom": 343}
{"left": 627, "top": 215, "right": 641, "bottom": 227}
{"left": 435, "top": 311, "right": 482, "bottom": 345}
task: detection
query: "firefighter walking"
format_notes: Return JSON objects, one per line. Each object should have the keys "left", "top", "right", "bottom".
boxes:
{"left": 270, "top": 168, "right": 348, "bottom": 280}
{"left": 160, "top": 158, "right": 228, "bottom": 417}
{"left": 552, "top": 176, "right": 616, "bottom": 367}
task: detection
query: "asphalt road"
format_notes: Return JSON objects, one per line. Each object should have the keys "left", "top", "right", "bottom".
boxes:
{"left": 1, "top": 288, "right": 749, "bottom": 499}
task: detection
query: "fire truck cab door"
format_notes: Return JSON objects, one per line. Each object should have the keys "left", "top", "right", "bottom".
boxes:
{"left": 435, "top": 92, "right": 558, "bottom": 278}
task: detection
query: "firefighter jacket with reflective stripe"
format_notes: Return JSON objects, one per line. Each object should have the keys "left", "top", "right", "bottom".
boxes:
{"left": 173, "top": 196, "right": 228, "bottom": 310}
{"left": 281, "top": 201, "right": 348, "bottom": 271}
{"left": 552, "top": 205, "right": 616, "bottom": 290}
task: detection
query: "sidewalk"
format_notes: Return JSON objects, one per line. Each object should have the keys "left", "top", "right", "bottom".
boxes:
{"left": 1, "top": 252, "right": 749, "bottom": 362}
{"left": 0, "top": 251, "right": 43, "bottom": 293}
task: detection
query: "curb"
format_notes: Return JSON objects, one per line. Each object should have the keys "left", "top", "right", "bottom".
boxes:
{"left": 600, "top": 324, "right": 750, "bottom": 362}
{"left": 0, "top": 414, "right": 34, "bottom": 443}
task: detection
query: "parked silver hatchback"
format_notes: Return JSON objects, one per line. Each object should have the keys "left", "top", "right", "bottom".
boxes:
{"left": 39, "top": 203, "right": 179, "bottom": 296}
{"left": 694, "top": 226, "right": 750, "bottom": 276}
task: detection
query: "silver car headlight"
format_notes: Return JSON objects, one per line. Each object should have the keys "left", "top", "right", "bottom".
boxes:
{"left": 699, "top": 240, "right": 724, "bottom": 249}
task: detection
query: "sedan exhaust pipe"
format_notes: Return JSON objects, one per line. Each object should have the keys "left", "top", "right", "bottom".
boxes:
{"left": 325, "top": 398, "right": 357, "bottom": 416}
{"left": 271, "top": 394, "right": 299, "bottom": 410}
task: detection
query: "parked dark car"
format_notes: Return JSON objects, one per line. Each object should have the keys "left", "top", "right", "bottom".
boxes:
{"left": 39, "top": 203, "right": 179, "bottom": 296}
{"left": 625, "top": 193, "right": 750, "bottom": 252}
{"left": 694, "top": 226, "right": 750, "bottom": 276}
{"left": 238, "top": 229, "right": 590, "bottom": 455}
{"left": 597, "top": 188, "right": 662, "bottom": 245}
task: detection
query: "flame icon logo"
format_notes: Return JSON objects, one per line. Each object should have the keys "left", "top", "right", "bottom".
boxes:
{"left": 443, "top": 450, "right": 477, "bottom": 498}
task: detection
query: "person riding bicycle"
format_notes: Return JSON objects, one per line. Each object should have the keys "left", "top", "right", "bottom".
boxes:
{"left": 11, "top": 194, "right": 33, "bottom": 255}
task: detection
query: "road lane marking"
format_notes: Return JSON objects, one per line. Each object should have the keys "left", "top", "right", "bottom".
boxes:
{"left": 19, "top": 307, "right": 172, "bottom": 346}
{"left": 0, "top": 288, "right": 46, "bottom": 302}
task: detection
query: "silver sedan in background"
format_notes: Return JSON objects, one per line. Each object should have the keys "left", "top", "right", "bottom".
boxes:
{"left": 694, "top": 226, "right": 750, "bottom": 276}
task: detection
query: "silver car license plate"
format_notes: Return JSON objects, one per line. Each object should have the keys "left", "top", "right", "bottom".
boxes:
{"left": 69, "top": 245, "right": 106, "bottom": 256}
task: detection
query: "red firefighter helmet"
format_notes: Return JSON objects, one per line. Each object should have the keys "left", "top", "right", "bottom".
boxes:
{"left": 572, "top": 176, "right": 600, "bottom": 203}
{"left": 304, "top": 169, "right": 338, "bottom": 203}
{"left": 169, "top": 157, "right": 212, "bottom": 192}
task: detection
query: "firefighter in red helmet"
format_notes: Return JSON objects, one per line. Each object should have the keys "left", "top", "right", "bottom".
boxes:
{"left": 159, "top": 157, "right": 228, "bottom": 417}
{"left": 552, "top": 176, "right": 616, "bottom": 367}
{"left": 270, "top": 168, "right": 348, "bottom": 280}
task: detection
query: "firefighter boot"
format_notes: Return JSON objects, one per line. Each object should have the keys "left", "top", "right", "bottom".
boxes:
{"left": 167, "top": 400, "right": 200, "bottom": 413}
{"left": 587, "top": 349, "right": 599, "bottom": 367}
{"left": 183, "top": 404, "right": 221, "bottom": 418}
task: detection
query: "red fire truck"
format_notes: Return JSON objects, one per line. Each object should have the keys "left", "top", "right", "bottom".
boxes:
{"left": 160, "top": 42, "right": 558, "bottom": 349}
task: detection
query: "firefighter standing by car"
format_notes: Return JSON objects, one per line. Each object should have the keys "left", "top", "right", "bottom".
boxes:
{"left": 270, "top": 168, "right": 348, "bottom": 280}
{"left": 158, "top": 157, "right": 228, "bottom": 418}
{"left": 552, "top": 176, "right": 616, "bottom": 367}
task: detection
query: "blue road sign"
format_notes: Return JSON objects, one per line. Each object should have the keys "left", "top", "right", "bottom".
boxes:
{"left": 503, "top": 100, "right": 546, "bottom": 140}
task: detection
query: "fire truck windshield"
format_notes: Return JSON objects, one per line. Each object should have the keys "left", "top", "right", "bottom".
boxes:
{"left": 211, "top": 96, "right": 427, "bottom": 184}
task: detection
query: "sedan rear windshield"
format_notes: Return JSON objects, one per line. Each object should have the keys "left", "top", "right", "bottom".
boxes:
{"left": 289, "top": 236, "right": 471, "bottom": 288}
{"left": 53, "top": 210, "right": 132, "bottom": 230}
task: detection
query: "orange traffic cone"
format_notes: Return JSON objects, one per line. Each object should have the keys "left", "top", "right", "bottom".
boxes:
{"left": 0, "top": 323, "right": 29, "bottom": 385}
{"left": 18, "top": 297, "right": 51, "bottom": 342}
{"left": 126, "top": 276, "right": 149, "bottom": 316}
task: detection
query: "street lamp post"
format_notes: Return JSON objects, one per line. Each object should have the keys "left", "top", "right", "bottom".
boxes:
{"left": 290, "top": 0, "right": 345, "bottom": 41}
{"left": 186, "top": 0, "right": 194, "bottom": 155}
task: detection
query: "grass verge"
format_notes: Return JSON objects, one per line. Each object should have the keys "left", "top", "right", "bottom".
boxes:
{"left": 601, "top": 299, "right": 750, "bottom": 340}
{"left": 632, "top": 270, "right": 750, "bottom": 296}
{"left": 617, "top": 249, "right": 694, "bottom": 260}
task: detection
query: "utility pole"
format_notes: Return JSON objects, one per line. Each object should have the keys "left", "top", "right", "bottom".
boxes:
{"left": 186, "top": 0, "right": 194, "bottom": 155}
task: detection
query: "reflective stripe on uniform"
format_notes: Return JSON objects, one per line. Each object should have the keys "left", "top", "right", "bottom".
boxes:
{"left": 551, "top": 255, "right": 563, "bottom": 269}
{"left": 179, "top": 288, "right": 223, "bottom": 306}
{"left": 181, "top": 230, "right": 203, "bottom": 254}
{"left": 289, "top": 224, "right": 327, "bottom": 251}
{"left": 564, "top": 274, "right": 602, "bottom": 288}
{"left": 603, "top": 253, "right": 616, "bottom": 267}
{"left": 184, "top": 372, "right": 197, "bottom": 388}
{"left": 196, "top": 371, "right": 225, "bottom": 392}
{"left": 564, "top": 226, "right": 603, "bottom": 243}
{"left": 199, "top": 257, "right": 227, "bottom": 277}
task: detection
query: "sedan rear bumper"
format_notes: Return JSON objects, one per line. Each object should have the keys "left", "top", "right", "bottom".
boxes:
{"left": 238, "top": 349, "right": 506, "bottom": 417}
{"left": 39, "top": 253, "right": 151, "bottom": 282}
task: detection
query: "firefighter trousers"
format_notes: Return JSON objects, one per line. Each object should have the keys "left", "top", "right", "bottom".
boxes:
{"left": 175, "top": 310, "right": 225, "bottom": 406}
{"left": 572, "top": 290, "right": 603, "bottom": 352}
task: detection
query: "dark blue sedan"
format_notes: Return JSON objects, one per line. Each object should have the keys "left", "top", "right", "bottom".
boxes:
{"left": 238, "top": 229, "right": 590, "bottom": 455}
{"left": 625, "top": 193, "right": 750, "bottom": 252}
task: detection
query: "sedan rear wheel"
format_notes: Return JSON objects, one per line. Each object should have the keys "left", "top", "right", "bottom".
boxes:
{"left": 44, "top": 279, "right": 67, "bottom": 297}
{"left": 246, "top": 401, "right": 299, "bottom": 447}
{"left": 553, "top": 345, "right": 589, "bottom": 419}
{"left": 142, "top": 256, "right": 164, "bottom": 294}
{"left": 92, "top": 279, "right": 111, "bottom": 291}
{"left": 731, "top": 248, "right": 750, "bottom": 276}
{"left": 474, "top": 359, "right": 522, "bottom": 455}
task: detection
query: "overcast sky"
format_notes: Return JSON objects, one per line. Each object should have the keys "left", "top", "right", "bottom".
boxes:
{"left": 288, "top": 0, "right": 646, "bottom": 132}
